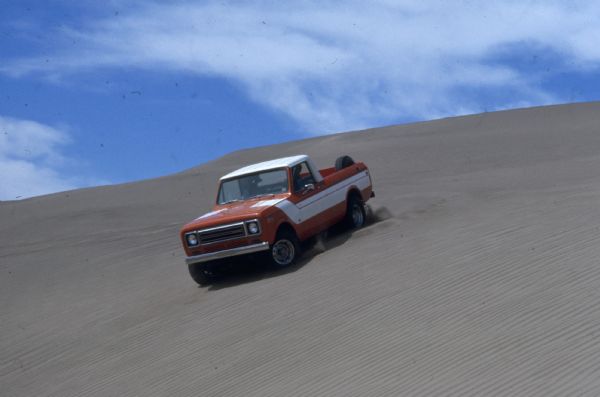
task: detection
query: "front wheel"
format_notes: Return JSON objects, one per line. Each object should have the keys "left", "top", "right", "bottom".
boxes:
{"left": 345, "top": 195, "right": 366, "bottom": 229}
{"left": 188, "top": 262, "right": 213, "bottom": 285}
{"left": 269, "top": 230, "right": 300, "bottom": 267}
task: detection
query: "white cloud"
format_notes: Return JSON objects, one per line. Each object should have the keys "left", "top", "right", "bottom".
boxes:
{"left": 3, "top": 1, "right": 600, "bottom": 133}
{"left": 0, "top": 116, "right": 77, "bottom": 200}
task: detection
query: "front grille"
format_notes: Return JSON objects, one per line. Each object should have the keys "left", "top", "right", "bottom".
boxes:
{"left": 197, "top": 223, "right": 247, "bottom": 244}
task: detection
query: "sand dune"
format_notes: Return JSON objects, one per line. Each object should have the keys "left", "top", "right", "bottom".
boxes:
{"left": 2, "top": 102, "right": 600, "bottom": 396}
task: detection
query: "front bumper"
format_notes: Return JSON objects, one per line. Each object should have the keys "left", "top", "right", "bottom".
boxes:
{"left": 185, "top": 242, "right": 270, "bottom": 265}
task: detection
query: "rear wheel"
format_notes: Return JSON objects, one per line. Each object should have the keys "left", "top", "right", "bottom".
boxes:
{"left": 345, "top": 195, "right": 366, "bottom": 229}
{"left": 335, "top": 155, "right": 355, "bottom": 171}
{"left": 188, "top": 262, "right": 213, "bottom": 285}
{"left": 269, "top": 229, "right": 300, "bottom": 267}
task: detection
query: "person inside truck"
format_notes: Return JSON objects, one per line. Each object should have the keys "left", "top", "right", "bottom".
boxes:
{"left": 292, "top": 163, "right": 316, "bottom": 192}
{"left": 239, "top": 176, "right": 258, "bottom": 199}
{"left": 292, "top": 165, "right": 303, "bottom": 191}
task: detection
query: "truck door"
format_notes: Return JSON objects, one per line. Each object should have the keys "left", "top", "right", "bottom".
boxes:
{"left": 285, "top": 162, "right": 328, "bottom": 237}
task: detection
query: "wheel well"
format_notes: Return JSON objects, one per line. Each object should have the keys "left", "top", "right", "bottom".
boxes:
{"left": 347, "top": 188, "right": 363, "bottom": 204}
{"left": 276, "top": 222, "right": 297, "bottom": 238}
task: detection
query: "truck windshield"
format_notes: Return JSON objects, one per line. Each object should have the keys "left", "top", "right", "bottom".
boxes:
{"left": 217, "top": 169, "right": 289, "bottom": 204}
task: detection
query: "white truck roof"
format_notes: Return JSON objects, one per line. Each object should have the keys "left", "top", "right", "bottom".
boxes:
{"left": 220, "top": 154, "right": 322, "bottom": 182}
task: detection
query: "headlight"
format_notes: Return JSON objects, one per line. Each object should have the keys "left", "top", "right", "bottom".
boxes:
{"left": 246, "top": 221, "right": 260, "bottom": 235}
{"left": 186, "top": 232, "right": 199, "bottom": 247}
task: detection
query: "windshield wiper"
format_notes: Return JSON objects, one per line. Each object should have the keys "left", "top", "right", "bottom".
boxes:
{"left": 247, "top": 193, "right": 275, "bottom": 200}
{"left": 222, "top": 194, "right": 274, "bottom": 204}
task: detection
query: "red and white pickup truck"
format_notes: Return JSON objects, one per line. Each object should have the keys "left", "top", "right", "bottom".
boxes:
{"left": 180, "top": 154, "right": 374, "bottom": 284}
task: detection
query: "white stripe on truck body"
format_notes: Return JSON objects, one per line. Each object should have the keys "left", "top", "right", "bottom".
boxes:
{"left": 276, "top": 170, "right": 370, "bottom": 224}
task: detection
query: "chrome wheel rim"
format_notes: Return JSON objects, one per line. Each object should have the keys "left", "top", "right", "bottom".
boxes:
{"left": 352, "top": 204, "right": 364, "bottom": 227}
{"left": 272, "top": 239, "right": 295, "bottom": 265}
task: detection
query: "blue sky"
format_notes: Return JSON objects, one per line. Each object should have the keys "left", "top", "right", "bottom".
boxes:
{"left": 1, "top": 0, "right": 599, "bottom": 200}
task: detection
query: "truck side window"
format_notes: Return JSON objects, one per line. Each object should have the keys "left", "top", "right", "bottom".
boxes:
{"left": 292, "top": 162, "right": 316, "bottom": 192}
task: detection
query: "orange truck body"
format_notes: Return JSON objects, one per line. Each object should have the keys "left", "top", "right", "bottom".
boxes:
{"left": 180, "top": 155, "right": 373, "bottom": 266}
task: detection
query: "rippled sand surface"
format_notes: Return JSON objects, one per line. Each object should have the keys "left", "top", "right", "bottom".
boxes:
{"left": 2, "top": 103, "right": 600, "bottom": 396}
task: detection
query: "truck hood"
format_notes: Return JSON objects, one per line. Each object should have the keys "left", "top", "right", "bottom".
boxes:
{"left": 182, "top": 196, "right": 286, "bottom": 231}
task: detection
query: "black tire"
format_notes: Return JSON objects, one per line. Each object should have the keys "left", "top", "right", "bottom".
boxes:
{"left": 269, "top": 229, "right": 300, "bottom": 267}
{"left": 345, "top": 194, "right": 366, "bottom": 229}
{"left": 335, "top": 155, "right": 355, "bottom": 171}
{"left": 188, "top": 262, "right": 213, "bottom": 285}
